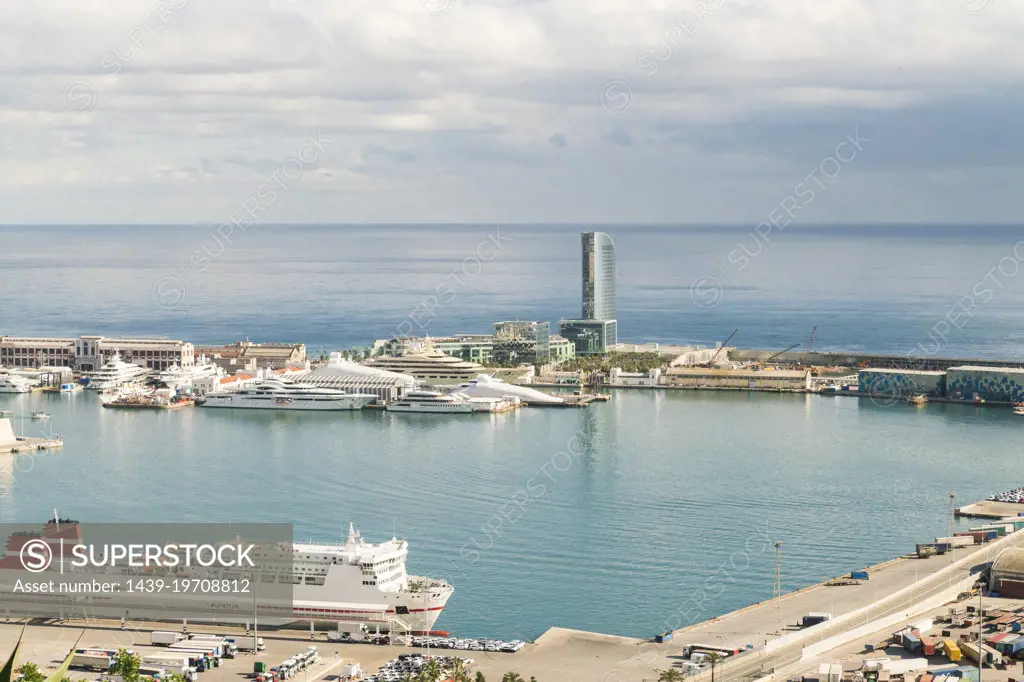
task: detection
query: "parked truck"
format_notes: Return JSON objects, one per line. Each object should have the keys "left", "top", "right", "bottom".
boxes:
{"left": 151, "top": 631, "right": 186, "bottom": 646}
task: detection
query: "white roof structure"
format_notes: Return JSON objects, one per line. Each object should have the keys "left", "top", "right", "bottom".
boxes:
{"left": 457, "top": 373, "right": 565, "bottom": 405}
{"left": 305, "top": 354, "right": 416, "bottom": 387}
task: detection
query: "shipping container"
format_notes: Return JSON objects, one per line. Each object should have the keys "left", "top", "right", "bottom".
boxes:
{"left": 943, "top": 639, "right": 962, "bottom": 662}
{"left": 881, "top": 658, "right": 928, "bottom": 675}
{"left": 818, "top": 663, "right": 831, "bottom": 679}
{"left": 71, "top": 653, "right": 111, "bottom": 671}
{"left": 912, "top": 618, "right": 934, "bottom": 633}
{"left": 829, "top": 663, "right": 842, "bottom": 682}
{"left": 803, "top": 613, "right": 832, "bottom": 627}
{"left": 903, "top": 632, "right": 922, "bottom": 652}
{"left": 921, "top": 636, "right": 937, "bottom": 656}
{"left": 918, "top": 544, "right": 939, "bottom": 558}
{"left": 254, "top": 662, "right": 267, "bottom": 674}
{"left": 852, "top": 570, "right": 870, "bottom": 580}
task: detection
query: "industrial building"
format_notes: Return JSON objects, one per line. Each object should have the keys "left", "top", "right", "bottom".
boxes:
{"left": 195, "top": 341, "right": 306, "bottom": 370}
{"left": 990, "top": 548, "right": 1024, "bottom": 598}
{"left": 663, "top": 368, "right": 812, "bottom": 391}
{"left": 857, "top": 369, "right": 947, "bottom": 397}
{"left": 608, "top": 368, "right": 662, "bottom": 387}
{"left": 946, "top": 366, "right": 1024, "bottom": 402}
{"left": 0, "top": 335, "right": 194, "bottom": 371}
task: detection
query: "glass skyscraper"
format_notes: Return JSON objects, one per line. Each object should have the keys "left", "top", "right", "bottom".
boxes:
{"left": 581, "top": 231, "right": 617, "bottom": 345}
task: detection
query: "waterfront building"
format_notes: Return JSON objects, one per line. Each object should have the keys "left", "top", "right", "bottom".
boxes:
{"left": 946, "top": 366, "right": 1024, "bottom": 402}
{"left": 363, "top": 341, "right": 483, "bottom": 385}
{"left": 558, "top": 319, "right": 617, "bottom": 356}
{"left": 548, "top": 336, "right": 576, "bottom": 363}
{"left": 492, "top": 321, "right": 551, "bottom": 365}
{"left": 195, "top": 341, "right": 306, "bottom": 369}
{"left": 857, "top": 369, "right": 947, "bottom": 397}
{"left": 608, "top": 367, "right": 662, "bottom": 387}
{"left": 0, "top": 335, "right": 193, "bottom": 371}
{"left": 663, "top": 368, "right": 811, "bottom": 391}
{"left": 582, "top": 232, "right": 617, "bottom": 323}
{"left": 990, "top": 549, "right": 1024, "bottom": 598}
{"left": 0, "top": 337, "right": 74, "bottom": 368}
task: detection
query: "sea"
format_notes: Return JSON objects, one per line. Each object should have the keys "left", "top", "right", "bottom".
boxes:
{"left": 0, "top": 223, "right": 1023, "bottom": 641}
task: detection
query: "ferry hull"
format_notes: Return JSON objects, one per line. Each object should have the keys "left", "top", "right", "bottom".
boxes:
{"left": 201, "top": 396, "right": 375, "bottom": 411}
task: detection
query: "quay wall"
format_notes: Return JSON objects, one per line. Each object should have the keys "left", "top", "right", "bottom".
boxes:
{"left": 729, "top": 349, "right": 1024, "bottom": 371}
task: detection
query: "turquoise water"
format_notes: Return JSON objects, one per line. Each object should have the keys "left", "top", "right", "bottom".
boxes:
{"left": 0, "top": 388, "right": 1013, "bottom": 640}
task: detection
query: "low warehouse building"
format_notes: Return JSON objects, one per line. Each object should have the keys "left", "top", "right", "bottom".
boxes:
{"left": 947, "top": 366, "right": 1024, "bottom": 402}
{"left": 990, "top": 548, "right": 1024, "bottom": 598}
{"left": 858, "top": 369, "right": 947, "bottom": 397}
{"left": 663, "top": 368, "right": 810, "bottom": 391}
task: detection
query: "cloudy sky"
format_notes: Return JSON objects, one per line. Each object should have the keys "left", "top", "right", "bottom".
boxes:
{"left": 1, "top": 0, "right": 1022, "bottom": 224}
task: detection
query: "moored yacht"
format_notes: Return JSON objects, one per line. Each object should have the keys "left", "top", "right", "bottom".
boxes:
{"left": 201, "top": 378, "right": 376, "bottom": 411}
{"left": 151, "top": 357, "right": 222, "bottom": 390}
{"left": 387, "top": 389, "right": 474, "bottom": 413}
{"left": 364, "top": 342, "right": 483, "bottom": 385}
{"left": 0, "top": 376, "right": 31, "bottom": 394}
{"left": 83, "top": 353, "right": 150, "bottom": 390}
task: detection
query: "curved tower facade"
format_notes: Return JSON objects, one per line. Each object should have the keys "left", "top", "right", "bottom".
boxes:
{"left": 581, "top": 232, "right": 617, "bottom": 345}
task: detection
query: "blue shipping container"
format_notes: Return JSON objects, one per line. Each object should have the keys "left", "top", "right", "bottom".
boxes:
{"left": 852, "top": 570, "right": 870, "bottom": 580}
{"left": 903, "top": 633, "right": 922, "bottom": 651}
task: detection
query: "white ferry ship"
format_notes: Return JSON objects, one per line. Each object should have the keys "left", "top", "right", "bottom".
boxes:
{"left": 83, "top": 353, "right": 151, "bottom": 390}
{"left": 0, "top": 518, "right": 453, "bottom": 634}
{"left": 387, "top": 389, "right": 474, "bottom": 413}
{"left": 201, "top": 378, "right": 376, "bottom": 411}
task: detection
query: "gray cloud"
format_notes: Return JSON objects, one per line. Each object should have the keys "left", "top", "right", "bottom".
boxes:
{"left": 0, "top": 0, "right": 1022, "bottom": 223}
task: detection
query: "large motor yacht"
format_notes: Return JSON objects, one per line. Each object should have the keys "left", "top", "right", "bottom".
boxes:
{"left": 200, "top": 378, "right": 376, "bottom": 411}
{"left": 363, "top": 342, "right": 482, "bottom": 385}
{"left": 0, "top": 376, "right": 31, "bottom": 394}
{"left": 387, "top": 389, "right": 474, "bottom": 413}
{"left": 82, "top": 353, "right": 151, "bottom": 390}
{"left": 151, "top": 357, "right": 222, "bottom": 390}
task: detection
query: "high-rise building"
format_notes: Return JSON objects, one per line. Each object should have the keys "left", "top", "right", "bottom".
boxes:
{"left": 558, "top": 320, "right": 617, "bottom": 356}
{"left": 582, "top": 232, "right": 617, "bottom": 324}
{"left": 492, "top": 321, "right": 550, "bottom": 365}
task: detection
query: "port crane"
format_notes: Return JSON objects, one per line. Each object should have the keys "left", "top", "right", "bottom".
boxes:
{"left": 760, "top": 343, "right": 800, "bottom": 368}
{"left": 808, "top": 326, "right": 817, "bottom": 352}
{"left": 701, "top": 328, "right": 738, "bottom": 367}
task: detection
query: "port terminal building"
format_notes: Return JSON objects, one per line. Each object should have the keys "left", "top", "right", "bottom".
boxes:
{"left": 856, "top": 365, "right": 1024, "bottom": 402}
{"left": 663, "top": 368, "right": 812, "bottom": 391}
{"left": 0, "top": 335, "right": 194, "bottom": 371}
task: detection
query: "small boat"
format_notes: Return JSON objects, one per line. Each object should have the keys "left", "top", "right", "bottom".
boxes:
{"left": 973, "top": 393, "right": 986, "bottom": 406}
{"left": 1013, "top": 402, "right": 1024, "bottom": 415}
{"left": 907, "top": 393, "right": 928, "bottom": 406}
{"left": 30, "top": 411, "right": 51, "bottom": 420}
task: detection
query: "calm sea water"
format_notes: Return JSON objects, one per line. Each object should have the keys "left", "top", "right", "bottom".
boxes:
{"left": 1, "top": 224, "right": 1023, "bottom": 640}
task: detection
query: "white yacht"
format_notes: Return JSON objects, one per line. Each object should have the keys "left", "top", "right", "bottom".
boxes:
{"left": 201, "top": 378, "right": 376, "bottom": 411}
{"left": 152, "top": 357, "right": 222, "bottom": 390}
{"left": 0, "top": 376, "right": 31, "bottom": 394}
{"left": 83, "top": 353, "right": 150, "bottom": 390}
{"left": 364, "top": 342, "right": 483, "bottom": 385}
{"left": 387, "top": 389, "right": 475, "bottom": 413}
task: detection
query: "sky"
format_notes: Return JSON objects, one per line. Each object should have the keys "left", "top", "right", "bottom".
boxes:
{"left": 1, "top": 0, "right": 1023, "bottom": 224}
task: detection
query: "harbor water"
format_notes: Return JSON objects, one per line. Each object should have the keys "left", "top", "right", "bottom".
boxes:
{"left": 3, "top": 223, "right": 1024, "bottom": 640}
{"left": 0, "top": 388, "right": 1018, "bottom": 641}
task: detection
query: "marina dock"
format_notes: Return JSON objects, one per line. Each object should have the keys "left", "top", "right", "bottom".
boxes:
{"left": 0, "top": 411, "right": 63, "bottom": 453}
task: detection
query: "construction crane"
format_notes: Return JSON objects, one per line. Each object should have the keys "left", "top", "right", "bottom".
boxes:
{"left": 760, "top": 343, "right": 800, "bottom": 368}
{"left": 808, "top": 326, "right": 817, "bottom": 353}
{"left": 703, "top": 328, "right": 738, "bottom": 367}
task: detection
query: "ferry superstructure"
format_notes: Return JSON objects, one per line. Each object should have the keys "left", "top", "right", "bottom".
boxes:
{"left": 200, "top": 378, "right": 376, "bottom": 411}
{"left": 82, "top": 353, "right": 151, "bottom": 390}
{"left": 0, "top": 518, "right": 452, "bottom": 634}
{"left": 363, "top": 343, "right": 482, "bottom": 385}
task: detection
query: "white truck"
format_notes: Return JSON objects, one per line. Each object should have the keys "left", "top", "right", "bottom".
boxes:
{"left": 71, "top": 652, "right": 112, "bottom": 671}
{"left": 234, "top": 636, "right": 265, "bottom": 653}
{"left": 152, "top": 631, "right": 186, "bottom": 646}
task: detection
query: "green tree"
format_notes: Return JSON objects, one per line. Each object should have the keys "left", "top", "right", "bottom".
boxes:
{"left": 165, "top": 673, "right": 188, "bottom": 682}
{"left": 398, "top": 674, "right": 416, "bottom": 682}
{"left": 108, "top": 650, "right": 140, "bottom": 682}
{"left": 445, "top": 658, "right": 470, "bottom": 682}
{"left": 419, "top": 659, "right": 442, "bottom": 682}
{"left": 474, "top": 673, "right": 486, "bottom": 682}
{"left": 501, "top": 674, "right": 524, "bottom": 682}
{"left": 705, "top": 652, "right": 724, "bottom": 682}
{"left": 17, "top": 664, "right": 45, "bottom": 682}
{"left": 656, "top": 670, "right": 685, "bottom": 682}
{"left": 529, "top": 677, "right": 538, "bottom": 682}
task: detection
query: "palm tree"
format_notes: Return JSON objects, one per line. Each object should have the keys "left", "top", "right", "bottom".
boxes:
{"left": 445, "top": 658, "right": 470, "bottom": 682}
{"left": 705, "top": 652, "right": 724, "bottom": 682}
{"left": 656, "top": 669, "right": 685, "bottom": 682}
{"left": 419, "top": 659, "right": 443, "bottom": 682}
{"left": 399, "top": 674, "right": 416, "bottom": 682}
{"left": 501, "top": 674, "right": 525, "bottom": 682}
